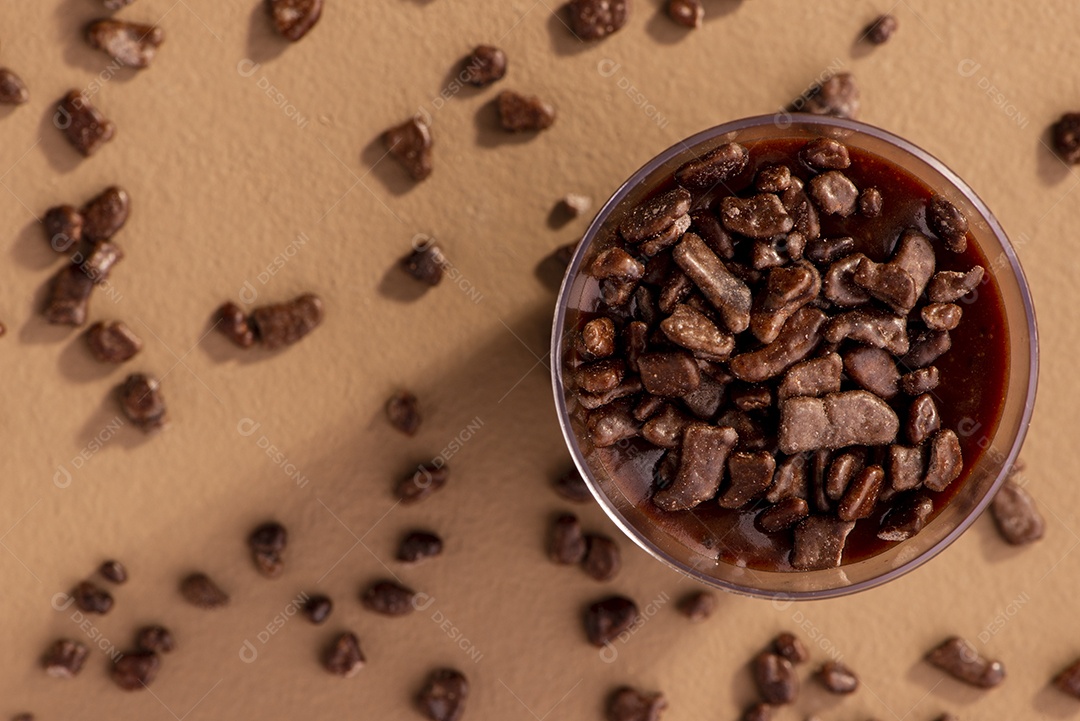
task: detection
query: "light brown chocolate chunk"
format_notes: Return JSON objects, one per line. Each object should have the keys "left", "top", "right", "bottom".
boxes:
{"left": 892, "top": 230, "right": 936, "bottom": 296}
{"left": 923, "top": 430, "right": 962, "bottom": 491}
{"left": 824, "top": 308, "right": 909, "bottom": 355}
{"left": 756, "top": 164, "right": 792, "bottom": 193}
{"left": 86, "top": 19, "right": 164, "bottom": 68}
{"left": 250, "top": 294, "right": 323, "bottom": 349}
{"left": 719, "top": 194, "right": 794, "bottom": 239}
{"left": 907, "top": 394, "right": 941, "bottom": 445}
{"left": 822, "top": 253, "right": 872, "bottom": 307}
{"left": 927, "top": 196, "right": 969, "bottom": 252}
{"left": 757, "top": 497, "right": 810, "bottom": 533}
{"left": 838, "top": 465, "right": 884, "bottom": 521}
{"left": 323, "top": 632, "right": 364, "bottom": 677}
{"left": 778, "top": 353, "right": 842, "bottom": 400}
{"left": 637, "top": 351, "right": 700, "bottom": 397}
{"left": 641, "top": 404, "right": 691, "bottom": 448}
{"left": 269, "top": 0, "right": 323, "bottom": 41}
{"left": 589, "top": 248, "right": 644, "bottom": 282}
{"left": 730, "top": 307, "right": 827, "bottom": 383}
{"left": 798, "top": 72, "right": 860, "bottom": 119}
{"left": 462, "top": 45, "right": 508, "bottom": 87}
{"left": 800, "top": 138, "right": 850, "bottom": 170}
{"left": 672, "top": 233, "right": 752, "bottom": 333}
{"left": 574, "top": 359, "right": 625, "bottom": 394}
{"left": 928, "top": 267, "right": 985, "bottom": 303}
{"left": 791, "top": 516, "right": 855, "bottom": 569}
{"left": 43, "top": 639, "right": 90, "bottom": 678}
{"left": 778, "top": 390, "right": 899, "bottom": 454}
{"left": 719, "top": 452, "right": 775, "bottom": 509}
{"left": 808, "top": 171, "right": 858, "bottom": 217}
{"left": 843, "top": 346, "right": 899, "bottom": 398}
{"left": 56, "top": 90, "right": 115, "bottom": 157}
{"left": 660, "top": 304, "right": 734, "bottom": 361}
{"left": 118, "top": 373, "right": 168, "bottom": 431}
{"left": 621, "top": 188, "right": 692, "bottom": 242}
{"left": 990, "top": 477, "right": 1044, "bottom": 545}
{"left": 81, "top": 241, "right": 124, "bottom": 283}
{"left": 586, "top": 401, "right": 641, "bottom": 447}
{"left": 675, "top": 142, "right": 749, "bottom": 191}
{"left": 922, "top": 303, "right": 963, "bottom": 331}
{"left": 888, "top": 444, "right": 925, "bottom": 491}
{"left": 854, "top": 257, "right": 917, "bottom": 312}
{"left": 926, "top": 637, "right": 1005, "bottom": 688}
{"left": 751, "top": 262, "right": 821, "bottom": 344}
{"left": 653, "top": 424, "right": 738, "bottom": 511}
{"left": 878, "top": 492, "right": 933, "bottom": 541}
{"left": 902, "top": 330, "right": 952, "bottom": 369}
{"left": 638, "top": 213, "right": 690, "bottom": 257}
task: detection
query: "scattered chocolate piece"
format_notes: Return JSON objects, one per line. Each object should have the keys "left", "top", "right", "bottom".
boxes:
{"left": 0, "top": 68, "right": 29, "bottom": 105}
{"left": 653, "top": 423, "right": 737, "bottom": 511}
{"left": 43, "top": 264, "right": 95, "bottom": 326}
{"left": 817, "top": 661, "right": 859, "bottom": 693}
{"left": 497, "top": 90, "right": 556, "bottom": 132}
{"left": 777, "top": 353, "right": 841, "bottom": 400}
{"left": 268, "top": 0, "right": 323, "bottom": 41}
{"left": 560, "top": 193, "right": 592, "bottom": 219}
{"left": 383, "top": 117, "right": 433, "bottom": 181}
{"left": 395, "top": 463, "right": 449, "bottom": 504}
{"left": 585, "top": 595, "right": 639, "bottom": 647}
{"left": 809, "top": 171, "right": 859, "bottom": 217}
{"left": 927, "top": 196, "right": 969, "bottom": 253}
{"left": 303, "top": 594, "right": 333, "bottom": 624}
{"left": 549, "top": 513, "right": 587, "bottom": 565}
{"left": 248, "top": 521, "right": 287, "bottom": 578}
{"left": 901, "top": 366, "right": 940, "bottom": 395}
{"left": 81, "top": 241, "right": 124, "bottom": 283}
{"left": 1051, "top": 113, "right": 1080, "bottom": 164}
{"left": 42, "top": 639, "right": 89, "bottom": 678}
{"left": 361, "top": 580, "right": 417, "bottom": 616}
{"left": 1054, "top": 658, "right": 1080, "bottom": 699}
{"left": 118, "top": 373, "right": 167, "bottom": 431}
{"left": 553, "top": 465, "right": 592, "bottom": 502}
{"left": 462, "top": 45, "right": 507, "bottom": 87}
{"left": 398, "top": 530, "right": 444, "bottom": 563}
{"left": 878, "top": 492, "right": 933, "bottom": 541}
{"left": 215, "top": 301, "right": 256, "bottom": 348}
{"left": 42, "top": 205, "right": 84, "bottom": 252}
{"left": 111, "top": 651, "right": 160, "bottom": 691}
{"left": 622, "top": 188, "right": 691, "bottom": 243}
{"left": 85, "top": 321, "right": 142, "bottom": 363}
{"left": 797, "top": 73, "right": 860, "bottom": 119}
{"left": 179, "top": 572, "right": 229, "bottom": 608}
{"left": 801, "top": 138, "right": 850, "bottom": 170}
{"left": 926, "top": 637, "right": 1005, "bottom": 688}
{"left": 753, "top": 652, "right": 799, "bottom": 705}
{"left": 887, "top": 445, "right": 924, "bottom": 490}
{"left": 741, "top": 703, "right": 772, "bottom": 721}
{"left": 665, "top": 0, "right": 702, "bottom": 28}
{"left": 660, "top": 303, "right": 734, "bottom": 361}
{"left": 791, "top": 516, "right": 855, "bottom": 569}
{"left": 772, "top": 632, "right": 809, "bottom": 665}
{"left": 417, "top": 668, "right": 468, "bottom": 721}
{"left": 757, "top": 497, "right": 809, "bottom": 533}
{"left": 72, "top": 580, "right": 113, "bottom": 614}
{"left": 323, "top": 632, "right": 364, "bottom": 677}
{"left": 859, "top": 187, "right": 883, "bottom": 217}
{"left": 567, "top": 0, "right": 629, "bottom": 40}
{"left": 838, "top": 466, "right": 884, "bottom": 521}
{"left": 86, "top": 19, "right": 164, "bottom": 68}
{"left": 923, "top": 430, "right": 962, "bottom": 491}
{"left": 607, "top": 687, "right": 667, "bottom": 721}
{"left": 401, "top": 241, "right": 447, "bottom": 286}
{"left": 779, "top": 391, "right": 898, "bottom": 454}
{"left": 99, "top": 559, "right": 128, "bottom": 584}
{"left": 580, "top": 317, "right": 617, "bottom": 359}
{"left": 582, "top": 534, "right": 621, "bottom": 581}
{"left": 250, "top": 293, "right": 323, "bottom": 349}
{"left": 136, "top": 625, "right": 175, "bottom": 654}
{"left": 907, "top": 394, "right": 941, "bottom": 445}
{"left": 844, "top": 347, "right": 899, "bottom": 399}
{"left": 104, "top": 0, "right": 136, "bottom": 8}
{"left": 990, "top": 477, "right": 1044, "bottom": 545}
{"left": 676, "top": 142, "right": 749, "bottom": 191}
{"left": 720, "top": 452, "right": 775, "bottom": 509}
{"left": 56, "top": 90, "right": 115, "bottom": 157}
{"left": 677, "top": 590, "right": 716, "bottom": 621}
{"left": 385, "top": 390, "right": 422, "bottom": 436}
{"left": 928, "top": 267, "right": 984, "bottom": 303}
{"left": 864, "top": 14, "right": 898, "bottom": 44}
{"left": 673, "top": 233, "right": 752, "bottom": 332}
{"left": 81, "top": 186, "right": 130, "bottom": 242}
{"left": 719, "top": 194, "right": 794, "bottom": 239}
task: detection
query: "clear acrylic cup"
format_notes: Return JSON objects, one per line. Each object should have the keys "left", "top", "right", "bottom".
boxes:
{"left": 551, "top": 114, "right": 1038, "bottom": 600}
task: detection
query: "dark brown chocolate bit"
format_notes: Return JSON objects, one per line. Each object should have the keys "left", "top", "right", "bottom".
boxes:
{"left": 773, "top": 632, "right": 809, "bottom": 665}
{"left": 56, "top": 90, "right": 115, "bottom": 157}
{"left": 402, "top": 241, "right": 447, "bottom": 286}
{"left": 990, "top": 478, "right": 1044, "bottom": 545}
{"left": 859, "top": 187, "right": 883, "bottom": 217}
{"left": 462, "top": 45, "right": 507, "bottom": 87}
{"left": 791, "top": 516, "right": 855, "bottom": 569}
{"left": 606, "top": 687, "right": 667, "bottom": 721}
{"left": 118, "top": 373, "right": 168, "bottom": 431}
{"left": 923, "top": 430, "right": 962, "bottom": 491}
{"left": 730, "top": 385, "right": 772, "bottom": 412}
{"left": 778, "top": 353, "right": 841, "bottom": 400}
{"left": 637, "top": 351, "right": 700, "bottom": 397}
{"left": 808, "top": 171, "right": 859, "bottom": 217}
{"left": 665, "top": 0, "right": 702, "bottom": 27}
{"left": 268, "top": 0, "right": 323, "bottom": 41}
{"left": 865, "top": 13, "right": 898, "bottom": 44}
{"left": 690, "top": 209, "right": 736, "bottom": 258}
{"left": 757, "top": 497, "right": 809, "bottom": 532}
{"left": 825, "top": 451, "right": 863, "bottom": 501}
{"left": 927, "top": 196, "right": 969, "bottom": 253}
{"left": 43, "top": 639, "right": 89, "bottom": 678}
{"left": 906, "top": 394, "right": 941, "bottom": 445}
{"left": 361, "top": 580, "right": 417, "bottom": 616}
{"left": 82, "top": 186, "right": 130, "bottom": 242}
{"left": 81, "top": 241, "right": 124, "bottom": 283}
{"left": 386, "top": 390, "right": 422, "bottom": 436}
{"left": 902, "top": 330, "right": 952, "bottom": 368}
{"left": 811, "top": 237, "right": 858, "bottom": 266}
{"left": 383, "top": 117, "right": 433, "bottom": 181}
{"left": 136, "top": 625, "right": 175, "bottom": 654}
{"left": 497, "top": 90, "right": 556, "bottom": 132}
{"left": 779, "top": 388, "right": 899, "bottom": 454}
{"left": 854, "top": 256, "right": 916, "bottom": 312}
{"left": 549, "top": 513, "right": 587, "bottom": 565}
{"left": 1054, "top": 659, "right": 1080, "bottom": 698}
{"left": 72, "top": 581, "right": 113, "bottom": 614}
{"left": 250, "top": 294, "right": 323, "bottom": 349}
{"left": 99, "top": 559, "right": 128, "bottom": 584}
{"left": 781, "top": 185, "right": 821, "bottom": 240}
{"left": 798, "top": 72, "right": 860, "bottom": 119}
{"left": 418, "top": 668, "right": 468, "bottom": 721}
{"left": 302, "top": 594, "right": 333, "bottom": 624}
{"left": 719, "top": 194, "right": 794, "bottom": 239}
{"left": 730, "top": 307, "right": 827, "bottom": 383}
{"left": 180, "top": 572, "right": 229, "bottom": 608}
{"left": 621, "top": 188, "right": 692, "bottom": 243}
{"left": 900, "top": 366, "right": 940, "bottom": 395}
{"left": 397, "top": 530, "right": 443, "bottom": 563}
{"left": 817, "top": 661, "right": 859, "bottom": 693}
{"left": 585, "top": 595, "right": 639, "bottom": 646}
{"left": 741, "top": 703, "right": 771, "bottom": 721}
{"left": 576, "top": 359, "right": 627, "bottom": 394}
{"left": 84, "top": 321, "right": 142, "bottom": 363}
{"left": 928, "top": 267, "right": 984, "bottom": 303}
{"left": 323, "top": 632, "right": 365, "bottom": 677}
{"left": 926, "top": 637, "right": 1005, "bottom": 688}
{"left": 660, "top": 304, "right": 734, "bottom": 361}
{"left": 587, "top": 401, "right": 641, "bottom": 446}
{"left": 248, "top": 520, "right": 287, "bottom": 578}
{"left": 210, "top": 302, "right": 252, "bottom": 348}
{"left": 1051, "top": 113, "right": 1080, "bottom": 164}
{"left": 676, "top": 142, "right": 749, "bottom": 191}
{"left": 567, "top": 0, "right": 629, "bottom": 39}
{"left": 395, "top": 463, "right": 449, "bottom": 504}
{"left": 844, "top": 347, "right": 899, "bottom": 399}
{"left": 43, "top": 205, "right": 84, "bottom": 252}
{"left": 878, "top": 492, "right": 933, "bottom": 540}
{"left": 922, "top": 303, "right": 962, "bottom": 331}
{"left": 752, "top": 262, "right": 820, "bottom": 344}
{"left": 756, "top": 164, "right": 792, "bottom": 193}
{"left": 582, "top": 534, "right": 621, "bottom": 581}
{"left": 86, "top": 19, "right": 164, "bottom": 68}
{"left": 801, "top": 138, "right": 850, "bottom": 170}
{"left": 591, "top": 248, "right": 645, "bottom": 282}
{"left": 44, "top": 264, "right": 94, "bottom": 326}
{"left": 641, "top": 404, "right": 690, "bottom": 448}
{"left": 111, "top": 651, "right": 160, "bottom": 691}
{"left": 824, "top": 308, "right": 909, "bottom": 355}
{"left": 677, "top": 590, "right": 716, "bottom": 621}
{"left": 888, "top": 445, "right": 926, "bottom": 491}
{"left": 838, "top": 465, "right": 884, "bottom": 521}
{"left": 580, "top": 317, "right": 617, "bottom": 359}
{"left": 554, "top": 465, "right": 592, "bottom": 502}
{"left": 673, "top": 233, "right": 751, "bottom": 333}
{"left": 720, "top": 452, "right": 775, "bottom": 509}
{"left": 754, "top": 652, "right": 799, "bottom": 705}
{"left": 653, "top": 423, "right": 737, "bottom": 510}
{"left": 0, "top": 68, "right": 29, "bottom": 105}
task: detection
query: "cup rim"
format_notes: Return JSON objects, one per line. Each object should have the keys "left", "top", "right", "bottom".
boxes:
{"left": 550, "top": 113, "right": 1039, "bottom": 600}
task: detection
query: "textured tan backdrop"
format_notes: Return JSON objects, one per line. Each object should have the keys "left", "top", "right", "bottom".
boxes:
{"left": 0, "top": 1, "right": 1075, "bottom": 719}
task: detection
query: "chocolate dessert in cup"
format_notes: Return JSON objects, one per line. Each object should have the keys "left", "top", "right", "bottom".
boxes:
{"left": 551, "top": 115, "right": 1037, "bottom": 599}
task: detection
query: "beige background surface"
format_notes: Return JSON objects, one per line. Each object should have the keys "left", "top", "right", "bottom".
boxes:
{"left": 0, "top": 1, "right": 1076, "bottom": 719}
